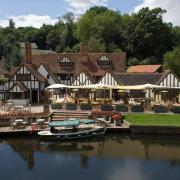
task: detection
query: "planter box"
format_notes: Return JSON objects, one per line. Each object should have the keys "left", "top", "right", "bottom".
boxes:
{"left": 131, "top": 105, "right": 144, "bottom": 112}
{"left": 101, "top": 104, "right": 113, "bottom": 111}
{"left": 80, "top": 104, "right": 92, "bottom": 111}
{"left": 115, "top": 104, "right": 128, "bottom": 112}
{"left": 171, "top": 106, "right": 180, "bottom": 114}
{"left": 51, "top": 103, "right": 62, "bottom": 110}
{"left": 154, "top": 105, "right": 168, "bottom": 113}
{"left": 66, "top": 103, "right": 77, "bottom": 110}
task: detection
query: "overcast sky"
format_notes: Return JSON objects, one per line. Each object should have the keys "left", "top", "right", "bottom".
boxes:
{"left": 0, "top": 0, "right": 179, "bottom": 28}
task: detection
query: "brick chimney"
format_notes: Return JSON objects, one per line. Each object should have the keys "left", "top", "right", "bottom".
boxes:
{"left": 79, "top": 43, "right": 89, "bottom": 63}
{"left": 80, "top": 43, "right": 88, "bottom": 56}
{"left": 25, "top": 42, "right": 32, "bottom": 64}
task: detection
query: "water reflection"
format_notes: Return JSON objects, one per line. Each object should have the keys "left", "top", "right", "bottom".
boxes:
{"left": 1, "top": 135, "right": 180, "bottom": 180}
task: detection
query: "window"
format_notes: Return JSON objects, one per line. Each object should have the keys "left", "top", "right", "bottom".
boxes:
{"left": 16, "top": 74, "right": 31, "bottom": 81}
{"left": 97, "top": 56, "right": 111, "bottom": 66}
{"left": 59, "top": 57, "right": 73, "bottom": 67}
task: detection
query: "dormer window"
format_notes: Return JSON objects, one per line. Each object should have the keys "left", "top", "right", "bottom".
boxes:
{"left": 59, "top": 57, "right": 73, "bottom": 67}
{"left": 98, "top": 56, "right": 111, "bottom": 66}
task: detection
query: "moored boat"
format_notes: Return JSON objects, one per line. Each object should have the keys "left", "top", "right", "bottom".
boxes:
{"left": 38, "top": 119, "right": 106, "bottom": 140}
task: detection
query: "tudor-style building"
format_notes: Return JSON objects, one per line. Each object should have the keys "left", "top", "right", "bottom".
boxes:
{"left": 0, "top": 43, "right": 126, "bottom": 104}
{"left": 0, "top": 42, "right": 179, "bottom": 104}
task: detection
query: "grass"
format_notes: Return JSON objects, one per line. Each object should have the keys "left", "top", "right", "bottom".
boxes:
{"left": 126, "top": 114, "right": 180, "bottom": 126}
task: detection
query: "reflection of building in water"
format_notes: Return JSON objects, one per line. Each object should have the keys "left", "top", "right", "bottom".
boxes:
{"left": 7, "top": 139, "right": 36, "bottom": 170}
{"left": 5, "top": 135, "right": 180, "bottom": 169}
{"left": 80, "top": 154, "right": 89, "bottom": 169}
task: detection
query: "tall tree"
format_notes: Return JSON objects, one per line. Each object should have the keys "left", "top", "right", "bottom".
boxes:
{"left": 124, "top": 7, "right": 173, "bottom": 63}
{"left": 163, "top": 47, "right": 180, "bottom": 77}
{"left": 9, "top": 19, "right": 15, "bottom": 29}
{"left": 76, "top": 6, "right": 123, "bottom": 51}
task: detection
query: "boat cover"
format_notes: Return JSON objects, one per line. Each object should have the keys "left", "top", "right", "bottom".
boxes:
{"left": 49, "top": 120, "right": 79, "bottom": 127}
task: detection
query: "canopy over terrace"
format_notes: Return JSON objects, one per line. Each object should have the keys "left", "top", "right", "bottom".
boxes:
{"left": 46, "top": 83, "right": 180, "bottom": 103}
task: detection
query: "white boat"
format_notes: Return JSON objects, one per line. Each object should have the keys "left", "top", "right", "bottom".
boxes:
{"left": 38, "top": 119, "right": 106, "bottom": 140}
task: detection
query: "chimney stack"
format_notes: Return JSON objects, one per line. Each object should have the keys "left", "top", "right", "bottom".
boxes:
{"left": 80, "top": 43, "right": 88, "bottom": 56}
{"left": 25, "top": 42, "right": 32, "bottom": 64}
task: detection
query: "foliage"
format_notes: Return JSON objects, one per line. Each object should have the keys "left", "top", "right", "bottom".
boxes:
{"left": 163, "top": 47, "right": 180, "bottom": 77}
{"left": 0, "top": 7, "right": 179, "bottom": 70}
{"left": 88, "top": 37, "right": 106, "bottom": 52}
{"left": 124, "top": 7, "right": 173, "bottom": 63}
{"left": 76, "top": 6, "right": 123, "bottom": 51}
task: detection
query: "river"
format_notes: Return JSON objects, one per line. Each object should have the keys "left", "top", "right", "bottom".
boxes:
{"left": 1, "top": 134, "right": 180, "bottom": 180}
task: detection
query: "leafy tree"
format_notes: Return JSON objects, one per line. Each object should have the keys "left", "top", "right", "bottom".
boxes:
{"left": 88, "top": 37, "right": 105, "bottom": 52}
{"left": 124, "top": 7, "right": 173, "bottom": 63}
{"left": 127, "top": 57, "right": 140, "bottom": 66}
{"left": 9, "top": 19, "right": 15, "bottom": 29}
{"left": 172, "top": 26, "right": 180, "bottom": 47}
{"left": 163, "top": 47, "right": 180, "bottom": 77}
{"left": 46, "top": 29, "right": 60, "bottom": 51}
{"left": 76, "top": 6, "right": 123, "bottom": 51}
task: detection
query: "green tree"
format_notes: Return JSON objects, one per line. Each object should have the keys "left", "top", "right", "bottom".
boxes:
{"left": 5, "top": 44, "right": 21, "bottom": 69}
{"left": 88, "top": 37, "right": 105, "bottom": 52}
{"left": 124, "top": 7, "right": 173, "bottom": 63}
{"left": 172, "top": 26, "right": 180, "bottom": 47}
{"left": 46, "top": 29, "right": 60, "bottom": 51}
{"left": 163, "top": 47, "right": 180, "bottom": 77}
{"left": 9, "top": 19, "right": 15, "bottom": 29}
{"left": 76, "top": 6, "right": 123, "bottom": 51}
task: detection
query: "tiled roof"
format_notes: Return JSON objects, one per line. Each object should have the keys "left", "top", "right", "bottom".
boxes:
{"left": 40, "top": 64, "right": 60, "bottom": 84}
{"left": 127, "top": 65, "right": 162, "bottom": 73}
{"left": 25, "top": 64, "right": 46, "bottom": 82}
{"left": 9, "top": 67, "right": 19, "bottom": 75}
{"left": 115, "top": 73, "right": 164, "bottom": 85}
{"left": 31, "top": 52, "right": 126, "bottom": 76}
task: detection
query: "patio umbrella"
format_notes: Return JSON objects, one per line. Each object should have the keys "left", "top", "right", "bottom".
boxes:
{"left": 45, "top": 84, "right": 68, "bottom": 90}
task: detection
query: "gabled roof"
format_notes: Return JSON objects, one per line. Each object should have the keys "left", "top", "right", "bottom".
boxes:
{"left": 38, "top": 64, "right": 60, "bottom": 84}
{"left": 127, "top": 65, "right": 162, "bottom": 73}
{"left": 73, "top": 70, "right": 96, "bottom": 84}
{"left": 31, "top": 52, "right": 126, "bottom": 76}
{"left": 115, "top": 73, "right": 164, "bottom": 86}
{"left": 25, "top": 64, "right": 46, "bottom": 82}
{"left": 9, "top": 64, "right": 46, "bottom": 82}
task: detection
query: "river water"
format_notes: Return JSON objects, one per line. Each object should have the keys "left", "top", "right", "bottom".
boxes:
{"left": 1, "top": 134, "right": 180, "bottom": 180}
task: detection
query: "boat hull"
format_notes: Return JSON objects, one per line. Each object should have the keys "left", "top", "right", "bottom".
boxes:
{"left": 38, "top": 127, "right": 106, "bottom": 141}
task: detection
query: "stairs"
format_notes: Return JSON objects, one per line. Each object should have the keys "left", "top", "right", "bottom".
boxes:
{"left": 51, "top": 111, "right": 90, "bottom": 121}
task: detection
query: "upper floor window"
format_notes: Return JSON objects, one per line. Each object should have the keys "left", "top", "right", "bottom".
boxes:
{"left": 97, "top": 56, "right": 111, "bottom": 66}
{"left": 59, "top": 57, "right": 73, "bottom": 67}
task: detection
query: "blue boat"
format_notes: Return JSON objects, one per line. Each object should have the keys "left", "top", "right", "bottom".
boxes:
{"left": 38, "top": 119, "right": 106, "bottom": 140}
